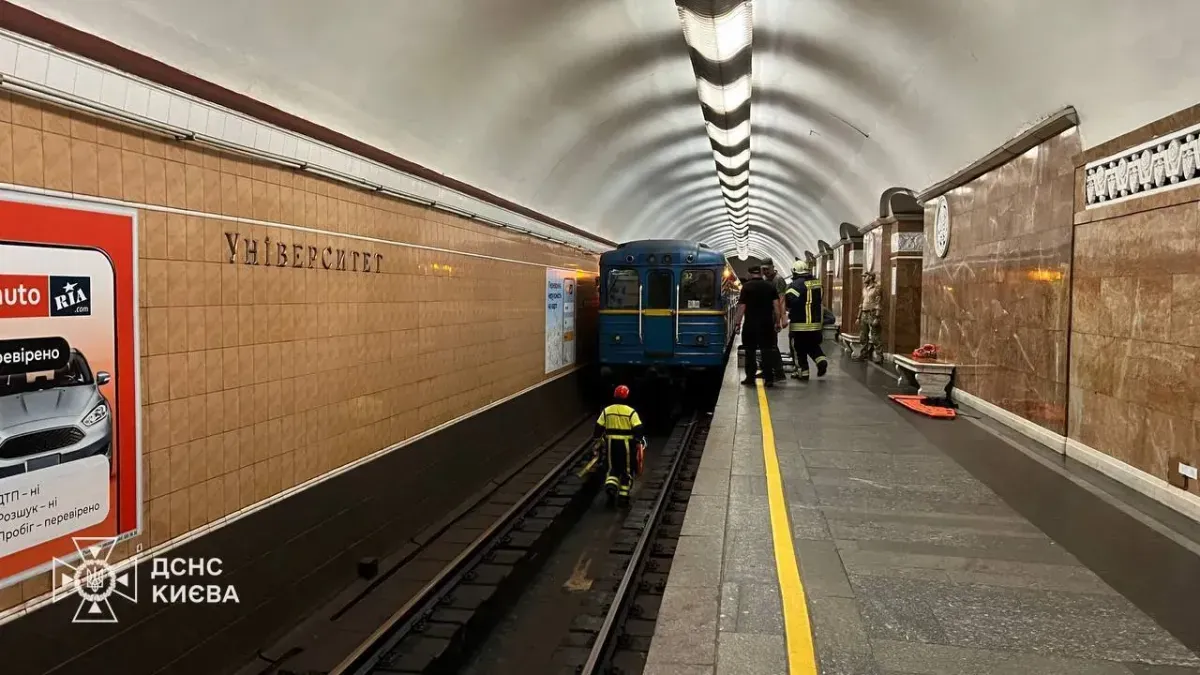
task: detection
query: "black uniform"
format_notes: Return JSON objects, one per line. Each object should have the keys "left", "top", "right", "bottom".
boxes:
{"left": 737, "top": 277, "right": 780, "bottom": 384}
{"left": 785, "top": 272, "right": 828, "bottom": 379}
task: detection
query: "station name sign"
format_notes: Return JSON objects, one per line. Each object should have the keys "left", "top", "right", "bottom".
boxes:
{"left": 224, "top": 232, "right": 383, "bottom": 273}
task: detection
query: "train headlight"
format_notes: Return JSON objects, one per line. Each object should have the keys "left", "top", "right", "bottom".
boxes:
{"left": 695, "top": 335, "right": 706, "bottom": 345}
{"left": 647, "top": 254, "right": 656, "bottom": 264}
{"left": 613, "top": 334, "right": 622, "bottom": 343}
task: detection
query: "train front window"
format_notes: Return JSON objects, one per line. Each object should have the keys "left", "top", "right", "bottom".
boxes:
{"left": 605, "top": 268, "right": 640, "bottom": 309}
{"left": 646, "top": 269, "right": 673, "bottom": 310}
{"left": 680, "top": 269, "right": 716, "bottom": 310}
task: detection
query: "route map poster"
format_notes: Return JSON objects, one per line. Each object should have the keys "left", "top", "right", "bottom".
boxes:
{"left": 544, "top": 268, "right": 577, "bottom": 374}
{"left": 0, "top": 191, "right": 141, "bottom": 591}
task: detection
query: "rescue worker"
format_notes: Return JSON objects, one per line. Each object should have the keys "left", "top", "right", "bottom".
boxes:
{"left": 733, "top": 265, "right": 782, "bottom": 387}
{"left": 594, "top": 385, "right": 646, "bottom": 505}
{"left": 856, "top": 271, "right": 883, "bottom": 362}
{"left": 759, "top": 258, "right": 788, "bottom": 382}
{"left": 785, "top": 260, "right": 829, "bottom": 380}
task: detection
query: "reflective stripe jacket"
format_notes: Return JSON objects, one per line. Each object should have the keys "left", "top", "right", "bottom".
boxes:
{"left": 784, "top": 273, "right": 823, "bottom": 332}
{"left": 594, "top": 403, "right": 645, "bottom": 443}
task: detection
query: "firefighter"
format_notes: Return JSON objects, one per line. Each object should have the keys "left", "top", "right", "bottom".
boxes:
{"left": 593, "top": 385, "right": 646, "bottom": 506}
{"left": 784, "top": 259, "right": 829, "bottom": 380}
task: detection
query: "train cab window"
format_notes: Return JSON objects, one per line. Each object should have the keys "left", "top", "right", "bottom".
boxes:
{"left": 605, "top": 268, "right": 640, "bottom": 309}
{"left": 646, "top": 270, "right": 673, "bottom": 309}
{"left": 680, "top": 269, "right": 717, "bottom": 309}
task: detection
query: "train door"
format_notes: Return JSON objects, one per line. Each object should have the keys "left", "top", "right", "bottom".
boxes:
{"left": 641, "top": 268, "right": 675, "bottom": 357}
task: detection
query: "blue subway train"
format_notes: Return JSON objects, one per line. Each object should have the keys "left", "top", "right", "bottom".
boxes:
{"left": 597, "top": 240, "right": 739, "bottom": 391}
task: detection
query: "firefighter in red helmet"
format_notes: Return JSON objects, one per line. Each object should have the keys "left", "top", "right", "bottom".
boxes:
{"left": 593, "top": 384, "right": 646, "bottom": 506}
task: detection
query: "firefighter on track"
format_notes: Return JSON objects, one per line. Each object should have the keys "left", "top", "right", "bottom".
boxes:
{"left": 593, "top": 385, "right": 646, "bottom": 506}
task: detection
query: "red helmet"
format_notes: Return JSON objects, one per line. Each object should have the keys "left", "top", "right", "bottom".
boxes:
{"left": 613, "top": 385, "right": 630, "bottom": 400}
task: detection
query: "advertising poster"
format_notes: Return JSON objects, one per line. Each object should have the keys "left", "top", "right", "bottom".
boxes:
{"left": 0, "top": 191, "right": 140, "bottom": 590}
{"left": 544, "top": 268, "right": 577, "bottom": 374}
{"left": 561, "top": 276, "right": 576, "bottom": 368}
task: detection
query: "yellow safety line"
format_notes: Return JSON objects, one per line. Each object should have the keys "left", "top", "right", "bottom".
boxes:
{"left": 755, "top": 381, "right": 819, "bottom": 674}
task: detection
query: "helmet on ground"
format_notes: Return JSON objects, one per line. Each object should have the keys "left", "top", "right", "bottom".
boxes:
{"left": 614, "top": 385, "right": 630, "bottom": 400}
{"left": 792, "top": 260, "right": 810, "bottom": 275}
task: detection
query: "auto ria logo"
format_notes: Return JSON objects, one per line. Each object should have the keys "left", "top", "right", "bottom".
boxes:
{"left": 0, "top": 275, "right": 91, "bottom": 318}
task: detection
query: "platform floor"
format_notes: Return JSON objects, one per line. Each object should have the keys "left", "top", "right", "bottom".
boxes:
{"left": 646, "top": 336, "right": 1200, "bottom": 674}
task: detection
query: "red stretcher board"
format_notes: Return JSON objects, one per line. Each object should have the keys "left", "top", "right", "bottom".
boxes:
{"left": 888, "top": 394, "right": 957, "bottom": 419}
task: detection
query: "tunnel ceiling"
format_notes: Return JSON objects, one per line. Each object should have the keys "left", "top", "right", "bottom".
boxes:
{"left": 11, "top": 0, "right": 1199, "bottom": 263}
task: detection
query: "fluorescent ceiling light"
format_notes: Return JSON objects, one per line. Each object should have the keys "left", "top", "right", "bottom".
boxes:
{"left": 697, "top": 75, "right": 751, "bottom": 114}
{"left": 708, "top": 120, "right": 750, "bottom": 148}
{"left": 714, "top": 149, "right": 750, "bottom": 169}
{"left": 678, "top": 3, "right": 753, "bottom": 63}
{"left": 718, "top": 171, "right": 749, "bottom": 187}
{"left": 722, "top": 184, "right": 749, "bottom": 200}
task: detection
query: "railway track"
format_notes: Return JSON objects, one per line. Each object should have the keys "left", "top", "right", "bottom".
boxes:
{"left": 320, "top": 413, "right": 710, "bottom": 675}
{"left": 554, "top": 417, "right": 708, "bottom": 674}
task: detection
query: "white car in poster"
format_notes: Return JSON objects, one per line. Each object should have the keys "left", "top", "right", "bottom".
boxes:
{"left": 0, "top": 349, "right": 113, "bottom": 479}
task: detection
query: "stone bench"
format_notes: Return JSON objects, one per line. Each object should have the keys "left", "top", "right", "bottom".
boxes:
{"left": 892, "top": 354, "right": 955, "bottom": 399}
{"left": 839, "top": 331, "right": 863, "bottom": 357}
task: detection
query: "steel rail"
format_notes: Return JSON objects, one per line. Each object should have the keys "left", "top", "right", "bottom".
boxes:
{"left": 579, "top": 413, "right": 701, "bottom": 673}
{"left": 330, "top": 433, "right": 599, "bottom": 675}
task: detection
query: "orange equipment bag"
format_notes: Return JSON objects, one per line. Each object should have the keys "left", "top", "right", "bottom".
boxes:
{"left": 636, "top": 443, "right": 645, "bottom": 476}
{"left": 888, "top": 394, "right": 956, "bottom": 419}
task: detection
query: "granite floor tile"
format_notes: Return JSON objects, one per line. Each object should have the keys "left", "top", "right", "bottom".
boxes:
{"left": 692, "top": 467, "right": 731, "bottom": 497}
{"left": 729, "top": 474, "right": 768, "bottom": 496}
{"left": 732, "top": 582, "right": 784, "bottom": 635}
{"left": 722, "top": 533, "right": 779, "bottom": 586}
{"left": 790, "top": 503, "right": 832, "bottom": 540}
{"left": 643, "top": 665, "right": 716, "bottom": 675}
{"left": 669, "top": 535, "right": 724, "bottom": 588}
{"left": 716, "top": 632, "right": 787, "bottom": 675}
{"left": 853, "top": 575, "right": 1200, "bottom": 666}
{"left": 795, "top": 538, "right": 854, "bottom": 599}
{"left": 681, "top": 495, "right": 727, "bottom": 537}
{"left": 871, "top": 639, "right": 1138, "bottom": 674}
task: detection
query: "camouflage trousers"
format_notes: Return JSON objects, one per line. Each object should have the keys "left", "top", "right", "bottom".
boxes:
{"left": 858, "top": 309, "right": 882, "bottom": 359}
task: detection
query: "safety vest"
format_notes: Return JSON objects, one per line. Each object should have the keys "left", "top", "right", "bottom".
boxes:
{"left": 597, "top": 404, "right": 642, "bottom": 440}
{"left": 785, "top": 275, "right": 823, "bottom": 332}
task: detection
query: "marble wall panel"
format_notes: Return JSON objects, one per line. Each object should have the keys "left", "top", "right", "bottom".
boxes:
{"left": 1071, "top": 196, "right": 1200, "bottom": 494}
{"left": 921, "top": 129, "right": 1080, "bottom": 434}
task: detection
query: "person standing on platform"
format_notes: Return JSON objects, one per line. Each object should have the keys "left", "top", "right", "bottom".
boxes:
{"left": 733, "top": 265, "right": 782, "bottom": 387}
{"left": 785, "top": 260, "right": 829, "bottom": 380}
{"left": 593, "top": 385, "right": 646, "bottom": 506}
{"left": 856, "top": 271, "right": 883, "bottom": 363}
{"left": 759, "top": 258, "right": 788, "bottom": 382}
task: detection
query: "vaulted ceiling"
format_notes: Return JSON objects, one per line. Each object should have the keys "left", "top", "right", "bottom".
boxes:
{"left": 13, "top": 0, "right": 1199, "bottom": 263}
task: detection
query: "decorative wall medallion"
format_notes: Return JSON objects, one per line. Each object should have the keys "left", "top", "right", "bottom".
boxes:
{"left": 933, "top": 195, "right": 950, "bottom": 258}
{"left": 1085, "top": 121, "right": 1200, "bottom": 208}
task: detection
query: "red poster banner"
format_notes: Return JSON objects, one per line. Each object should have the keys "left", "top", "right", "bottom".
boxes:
{"left": 0, "top": 192, "right": 141, "bottom": 590}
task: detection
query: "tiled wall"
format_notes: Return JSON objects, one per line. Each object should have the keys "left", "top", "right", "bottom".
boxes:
{"left": 1070, "top": 115, "right": 1200, "bottom": 494}
{"left": 0, "top": 93, "right": 599, "bottom": 610}
{"left": 921, "top": 129, "right": 1079, "bottom": 434}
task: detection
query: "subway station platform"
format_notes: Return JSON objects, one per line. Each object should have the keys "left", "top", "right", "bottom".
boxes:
{"left": 646, "top": 337, "right": 1200, "bottom": 674}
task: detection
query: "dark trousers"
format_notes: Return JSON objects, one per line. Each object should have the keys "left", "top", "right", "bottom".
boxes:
{"left": 742, "top": 321, "right": 774, "bottom": 381}
{"left": 605, "top": 437, "right": 634, "bottom": 495}
{"left": 790, "top": 330, "right": 828, "bottom": 374}
{"left": 764, "top": 328, "right": 785, "bottom": 379}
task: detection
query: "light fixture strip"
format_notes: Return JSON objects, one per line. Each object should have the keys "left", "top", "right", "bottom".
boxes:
{"left": 678, "top": 0, "right": 754, "bottom": 259}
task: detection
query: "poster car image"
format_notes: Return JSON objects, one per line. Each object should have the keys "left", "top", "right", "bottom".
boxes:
{"left": 0, "top": 193, "right": 140, "bottom": 590}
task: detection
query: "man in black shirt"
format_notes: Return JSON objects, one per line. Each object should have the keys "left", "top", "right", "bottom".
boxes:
{"left": 734, "top": 265, "right": 782, "bottom": 387}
